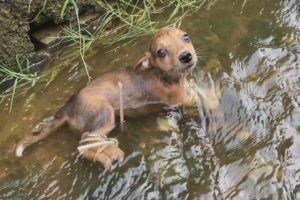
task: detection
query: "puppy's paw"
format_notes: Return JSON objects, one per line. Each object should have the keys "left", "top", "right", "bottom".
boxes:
{"left": 32, "top": 122, "right": 47, "bottom": 134}
{"left": 95, "top": 144, "right": 124, "bottom": 171}
{"left": 78, "top": 134, "right": 124, "bottom": 171}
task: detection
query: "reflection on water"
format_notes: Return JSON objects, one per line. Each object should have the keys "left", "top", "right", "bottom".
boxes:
{"left": 1, "top": 0, "right": 300, "bottom": 199}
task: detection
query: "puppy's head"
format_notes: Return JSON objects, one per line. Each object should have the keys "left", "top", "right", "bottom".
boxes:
{"left": 135, "top": 27, "right": 197, "bottom": 73}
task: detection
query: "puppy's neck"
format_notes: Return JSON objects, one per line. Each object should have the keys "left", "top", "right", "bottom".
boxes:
{"left": 153, "top": 67, "right": 185, "bottom": 85}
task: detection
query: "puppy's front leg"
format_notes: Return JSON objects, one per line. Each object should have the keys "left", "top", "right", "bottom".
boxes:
{"left": 182, "top": 78, "right": 198, "bottom": 106}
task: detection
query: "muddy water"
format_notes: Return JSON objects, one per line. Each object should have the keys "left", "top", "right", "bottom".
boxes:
{"left": 1, "top": 0, "right": 300, "bottom": 199}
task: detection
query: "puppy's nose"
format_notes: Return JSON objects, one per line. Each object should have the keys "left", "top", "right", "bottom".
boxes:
{"left": 179, "top": 51, "right": 192, "bottom": 63}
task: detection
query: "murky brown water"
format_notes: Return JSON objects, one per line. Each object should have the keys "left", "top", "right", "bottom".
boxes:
{"left": 1, "top": 0, "right": 300, "bottom": 199}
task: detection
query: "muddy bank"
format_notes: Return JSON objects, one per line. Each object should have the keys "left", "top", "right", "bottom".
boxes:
{"left": 0, "top": 0, "right": 108, "bottom": 70}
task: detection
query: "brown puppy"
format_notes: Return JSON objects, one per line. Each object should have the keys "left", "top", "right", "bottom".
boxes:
{"left": 16, "top": 27, "right": 198, "bottom": 170}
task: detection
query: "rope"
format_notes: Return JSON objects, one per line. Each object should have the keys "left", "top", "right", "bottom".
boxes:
{"left": 77, "top": 132, "right": 119, "bottom": 161}
{"left": 117, "top": 81, "right": 124, "bottom": 132}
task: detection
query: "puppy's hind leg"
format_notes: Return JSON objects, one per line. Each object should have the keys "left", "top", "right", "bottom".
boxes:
{"left": 32, "top": 116, "right": 55, "bottom": 134}
{"left": 76, "top": 101, "right": 124, "bottom": 171}
{"left": 16, "top": 115, "right": 67, "bottom": 157}
{"left": 78, "top": 131, "right": 124, "bottom": 170}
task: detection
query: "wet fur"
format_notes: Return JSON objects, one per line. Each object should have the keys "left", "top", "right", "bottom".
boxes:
{"left": 16, "top": 27, "right": 198, "bottom": 170}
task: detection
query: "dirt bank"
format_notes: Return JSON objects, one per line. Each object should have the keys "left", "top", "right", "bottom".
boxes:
{"left": 0, "top": 0, "right": 106, "bottom": 70}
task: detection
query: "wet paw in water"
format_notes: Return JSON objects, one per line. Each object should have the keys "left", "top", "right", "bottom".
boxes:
{"left": 32, "top": 116, "right": 55, "bottom": 134}
{"left": 32, "top": 122, "right": 47, "bottom": 134}
{"left": 77, "top": 132, "right": 124, "bottom": 171}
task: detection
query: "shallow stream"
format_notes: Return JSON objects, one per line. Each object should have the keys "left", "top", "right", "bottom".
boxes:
{"left": 1, "top": 0, "right": 300, "bottom": 199}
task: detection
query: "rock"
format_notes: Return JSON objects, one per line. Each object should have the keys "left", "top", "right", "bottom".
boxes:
{"left": 31, "top": 24, "right": 63, "bottom": 47}
{"left": 30, "top": 13, "right": 100, "bottom": 48}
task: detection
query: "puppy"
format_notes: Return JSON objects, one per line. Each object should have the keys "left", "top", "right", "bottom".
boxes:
{"left": 16, "top": 27, "right": 198, "bottom": 170}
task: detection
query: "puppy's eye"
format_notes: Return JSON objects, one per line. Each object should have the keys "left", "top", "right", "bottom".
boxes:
{"left": 157, "top": 48, "right": 168, "bottom": 57}
{"left": 182, "top": 33, "right": 190, "bottom": 42}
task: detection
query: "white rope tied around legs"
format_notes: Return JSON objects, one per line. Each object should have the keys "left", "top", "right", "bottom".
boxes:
{"left": 77, "top": 81, "right": 124, "bottom": 161}
{"left": 117, "top": 81, "right": 124, "bottom": 132}
{"left": 77, "top": 133, "right": 119, "bottom": 161}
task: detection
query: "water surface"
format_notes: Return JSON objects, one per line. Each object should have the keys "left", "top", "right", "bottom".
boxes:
{"left": 1, "top": 0, "right": 300, "bottom": 199}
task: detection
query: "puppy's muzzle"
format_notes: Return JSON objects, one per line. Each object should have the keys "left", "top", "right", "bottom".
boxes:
{"left": 179, "top": 51, "right": 193, "bottom": 64}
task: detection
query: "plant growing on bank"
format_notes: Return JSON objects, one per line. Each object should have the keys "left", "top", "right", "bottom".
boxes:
{"left": 0, "top": 0, "right": 208, "bottom": 111}
{"left": 0, "top": 51, "right": 83, "bottom": 111}
{"left": 60, "top": 0, "right": 92, "bottom": 81}
{"left": 0, "top": 57, "right": 40, "bottom": 112}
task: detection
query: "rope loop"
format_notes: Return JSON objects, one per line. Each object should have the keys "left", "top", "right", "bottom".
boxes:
{"left": 77, "top": 132, "right": 119, "bottom": 161}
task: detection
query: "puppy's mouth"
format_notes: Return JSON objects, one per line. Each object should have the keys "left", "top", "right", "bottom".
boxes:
{"left": 184, "top": 63, "right": 195, "bottom": 70}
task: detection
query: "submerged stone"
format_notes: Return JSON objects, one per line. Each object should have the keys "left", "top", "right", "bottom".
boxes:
{"left": 30, "top": 24, "right": 63, "bottom": 47}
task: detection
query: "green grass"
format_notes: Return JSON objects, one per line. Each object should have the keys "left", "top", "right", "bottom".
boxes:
{"left": 28, "top": 0, "right": 48, "bottom": 22}
{"left": 0, "top": 57, "right": 41, "bottom": 112}
{"left": 0, "top": 53, "right": 78, "bottom": 112}
{"left": 0, "top": 0, "right": 208, "bottom": 111}
{"left": 59, "top": 0, "right": 208, "bottom": 50}
{"left": 60, "top": 0, "right": 92, "bottom": 81}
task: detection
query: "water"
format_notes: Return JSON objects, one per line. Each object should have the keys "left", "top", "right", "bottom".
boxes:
{"left": 1, "top": 0, "right": 300, "bottom": 199}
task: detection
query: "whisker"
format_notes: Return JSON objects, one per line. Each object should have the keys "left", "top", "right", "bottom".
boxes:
{"left": 195, "top": 52, "right": 207, "bottom": 61}
{"left": 196, "top": 49, "right": 207, "bottom": 55}
{"left": 195, "top": 46, "right": 208, "bottom": 61}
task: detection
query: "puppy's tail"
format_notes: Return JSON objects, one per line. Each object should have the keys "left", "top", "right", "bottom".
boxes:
{"left": 16, "top": 116, "right": 67, "bottom": 157}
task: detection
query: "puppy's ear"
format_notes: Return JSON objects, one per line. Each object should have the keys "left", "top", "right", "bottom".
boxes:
{"left": 134, "top": 52, "right": 151, "bottom": 70}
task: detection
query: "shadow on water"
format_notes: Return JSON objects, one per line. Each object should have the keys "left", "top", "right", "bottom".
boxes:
{"left": 1, "top": 0, "right": 300, "bottom": 199}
